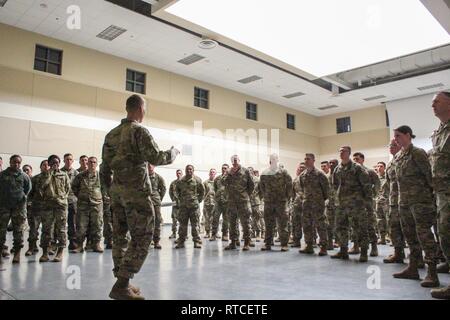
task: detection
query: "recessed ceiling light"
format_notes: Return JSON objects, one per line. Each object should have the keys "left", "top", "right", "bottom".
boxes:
{"left": 198, "top": 38, "right": 218, "bottom": 50}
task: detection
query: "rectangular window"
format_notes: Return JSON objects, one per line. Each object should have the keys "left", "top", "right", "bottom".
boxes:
{"left": 336, "top": 117, "right": 351, "bottom": 134}
{"left": 126, "top": 69, "right": 146, "bottom": 94}
{"left": 194, "top": 87, "right": 209, "bottom": 109}
{"left": 34, "top": 45, "right": 63, "bottom": 75}
{"left": 246, "top": 102, "right": 257, "bottom": 121}
{"left": 287, "top": 113, "right": 296, "bottom": 130}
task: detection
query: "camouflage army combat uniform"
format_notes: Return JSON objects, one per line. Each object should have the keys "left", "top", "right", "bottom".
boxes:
{"left": 362, "top": 165, "right": 380, "bottom": 250}
{"left": 394, "top": 144, "right": 440, "bottom": 287}
{"left": 430, "top": 119, "right": 450, "bottom": 298}
{"left": 149, "top": 171, "right": 166, "bottom": 246}
{"left": 101, "top": 118, "right": 174, "bottom": 280}
{"left": 325, "top": 172, "right": 338, "bottom": 248}
{"left": 376, "top": 171, "right": 389, "bottom": 243}
{"left": 61, "top": 167, "right": 78, "bottom": 247}
{"left": 259, "top": 167, "right": 292, "bottom": 250}
{"left": 72, "top": 170, "right": 103, "bottom": 250}
{"left": 249, "top": 175, "right": 264, "bottom": 239}
{"left": 224, "top": 166, "right": 254, "bottom": 250}
{"left": 0, "top": 168, "right": 31, "bottom": 263}
{"left": 299, "top": 167, "right": 329, "bottom": 253}
{"left": 291, "top": 175, "right": 303, "bottom": 246}
{"left": 175, "top": 174, "right": 205, "bottom": 246}
{"left": 169, "top": 178, "right": 180, "bottom": 238}
{"left": 332, "top": 161, "right": 371, "bottom": 261}
{"left": 212, "top": 174, "right": 229, "bottom": 239}
{"left": 202, "top": 178, "right": 215, "bottom": 238}
{"left": 27, "top": 172, "right": 49, "bottom": 253}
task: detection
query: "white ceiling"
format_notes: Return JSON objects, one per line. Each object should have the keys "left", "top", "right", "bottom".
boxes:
{"left": 0, "top": 0, "right": 449, "bottom": 116}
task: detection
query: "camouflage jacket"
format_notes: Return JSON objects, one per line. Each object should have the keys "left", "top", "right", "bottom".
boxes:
{"left": 149, "top": 172, "right": 166, "bottom": 206}
{"left": 395, "top": 144, "right": 434, "bottom": 206}
{"left": 61, "top": 167, "right": 78, "bottom": 204}
{"left": 299, "top": 167, "right": 329, "bottom": 204}
{"left": 249, "top": 176, "right": 262, "bottom": 207}
{"left": 29, "top": 172, "right": 49, "bottom": 210}
{"left": 362, "top": 165, "right": 380, "bottom": 199}
{"left": 72, "top": 170, "right": 103, "bottom": 205}
{"left": 384, "top": 155, "right": 399, "bottom": 207}
{"left": 333, "top": 161, "right": 371, "bottom": 204}
{"left": 203, "top": 179, "right": 215, "bottom": 206}
{"left": 169, "top": 179, "right": 181, "bottom": 207}
{"left": 224, "top": 166, "right": 254, "bottom": 203}
{"left": 376, "top": 173, "right": 388, "bottom": 205}
{"left": 430, "top": 120, "right": 450, "bottom": 194}
{"left": 175, "top": 175, "right": 205, "bottom": 209}
{"left": 101, "top": 119, "right": 174, "bottom": 199}
{"left": 292, "top": 175, "right": 303, "bottom": 207}
{"left": 0, "top": 168, "right": 31, "bottom": 209}
{"left": 214, "top": 174, "right": 228, "bottom": 204}
{"left": 326, "top": 173, "right": 337, "bottom": 207}
{"left": 40, "top": 169, "right": 70, "bottom": 207}
{"left": 259, "top": 167, "right": 292, "bottom": 203}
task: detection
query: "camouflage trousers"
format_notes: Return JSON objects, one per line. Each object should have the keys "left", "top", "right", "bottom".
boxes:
{"left": 325, "top": 203, "right": 337, "bottom": 243}
{"left": 178, "top": 206, "right": 201, "bottom": 243}
{"left": 0, "top": 204, "right": 27, "bottom": 250}
{"left": 364, "top": 199, "right": 378, "bottom": 244}
{"left": 264, "top": 201, "right": 289, "bottom": 247}
{"left": 229, "top": 201, "right": 252, "bottom": 243}
{"left": 27, "top": 206, "right": 42, "bottom": 244}
{"left": 103, "top": 200, "right": 113, "bottom": 243}
{"left": 375, "top": 200, "right": 388, "bottom": 238}
{"left": 388, "top": 205, "right": 404, "bottom": 248}
{"left": 291, "top": 202, "right": 303, "bottom": 243}
{"left": 203, "top": 204, "right": 215, "bottom": 235}
{"left": 436, "top": 192, "right": 450, "bottom": 265}
{"left": 251, "top": 205, "right": 265, "bottom": 236}
{"left": 76, "top": 201, "right": 103, "bottom": 245}
{"left": 212, "top": 200, "right": 229, "bottom": 237}
{"left": 67, "top": 201, "right": 77, "bottom": 242}
{"left": 153, "top": 205, "right": 162, "bottom": 243}
{"left": 40, "top": 204, "right": 68, "bottom": 249}
{"left": 171, "top": 206, "right": 179, "bottom": 234}
{"left": 336, "top": 199, "right": 369, "bottom": 249}
{"left": 303, "top": 201, "right": 328, "bottom": 247}
{"left": 399, "top": 203, "right": 439, "bottom": 265}
{"left": 111, "top": 190, "right": 154, "bottom": 279}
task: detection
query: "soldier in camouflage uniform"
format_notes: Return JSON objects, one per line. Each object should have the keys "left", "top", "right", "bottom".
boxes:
{"left": 331, "top": 146, "right": 372, "bottom": 262}
{"left": 328, "top": 159, "right": 340, "bottom": 248}
{"left": 169, "top": 169, "right": 183, "bottom": 239}
{"left": 22, "top": 164, "right": 37, "bottom": 256}
{"left": 148, "top": 164, "right": 166, "bottom": 249}
{"left": 224, "top": 155, "right": 254, "bottom": 251}
{"left": 101, "top": 165, "right": 113, "bottom": 249}
{"left": 383, "top": 139, "right": 406, "bottom": 264}
{"left": 375, "top": 161, "right": 389, "bottom": 244}
{"left": 61, "top": 153, "right": 79, "bottom": 250}
{"left": 101, "top": 95, "right": 178, "bottom": 300}
{"left": 392, "top": 125, "right": 440, "bottom": 288}
{"left": 291, "top": 162, "right": 306, "bottom": 247}
{"left": 259, "top": 154, "right": 292, "bottom": 252}
{"left": 248, "top": 167, "right": 264, "bottom": 241}
{"left": 352, "top": 152, "right": 380, "bottom": 257}
{"left": 429, "top": 92, "right": 450, "bottom": 299}
{"left": 77, "top": 155, "right": 88, "bottom": 173}
{"left": 71, "top": 157, "right": 104, "bottom": 253}
{"left": 211, "top": 164, "right": 230, "bottom": 241}
{"left": 321, "top": 160, "right": 336, "bottom": 250}
{"left": 38, "top": 155, "right": 70, "bottom": 263}
{"left": 175, "top": 165, "right": 205, "bottom": 249}
{"left": 299, "top": 154, "right": 329, "bottom": 255}
{"left": 202, "top": 169, "right": 216, "bottom": 239}
{"left": 0, "top": 155, "right": 31, "bottom": 266}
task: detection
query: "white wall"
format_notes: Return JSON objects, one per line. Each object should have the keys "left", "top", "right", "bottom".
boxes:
{"left": 386, "top": 93, "right": 440, "bottom": 151}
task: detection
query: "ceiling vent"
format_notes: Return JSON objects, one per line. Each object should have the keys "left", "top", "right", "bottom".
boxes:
{"left": 283, "top": 91, "right": 305, "bottom": 99}
{"left": 198, "top": 38, "right": 218, "bottom": 50}
{"left": 318, "top": 105, "right": 339, "bottom": 111}
{"left": 96, "top": 25, "right": 127, "bottom": 41}
{"left": 177, "top": 54, "right": 205, "bottom": 65}
{"left": 417, "top": 83, "right": 444, "bottom": 91}
{"left": 238, "top": 75, "right": 262, "bottom": 84}
{"left": 363, "top": 95, "right": 386, "bottom": 101}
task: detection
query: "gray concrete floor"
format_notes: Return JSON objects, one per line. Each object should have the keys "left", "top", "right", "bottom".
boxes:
{"left": 0, "top": 225, "right": 448, "bottom": 300}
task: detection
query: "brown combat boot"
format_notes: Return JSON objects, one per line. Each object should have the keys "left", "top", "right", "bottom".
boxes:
{"left": 93, "top": 242, "right": 104, "bottom": 253}
{"left": 348, "top": 243, "right": 360, "bottom": 255}
{"left": 222, "top": 235, "right": 229, "bottom": 241}
{"left": 52, "top": 247, "right": 64, "bottom": 262}
{"left": 281, "top": 246, "right": 289, "bottom": 252}
{"left": 1, "top": 245, "right": 9, "bottom": 258}
{"left": 209, "top": 235, "right": 217, "bottom": 241}
{"left": 291, "top": 241, "right": 301, "bottom": 248}
{"left": 359, "top": 247, "right": 368, "bottom": 263}
{"left": 393, "top": 262, "right": 420, "bottom": 280}
{"left": 420, "top": 264, "right": 440, "bottom": 288}
{"left": 169, "top": 232, "right": 177, "bottom": 239}
{"left": 261, "top": 244, "right": 272, "bottom": 251}
{"left": 330, "top": 247, "right": 349, "bottom": 260}
{"left": 249, "top": 240, "right": 255, "bottom": 248}
{"left": 25, "top": 242, "right": 36, "bottom": 256}
{"left": 431, "top": 285, "right": 450, "bottom": 300}
{"left": 39, "top": 248, "right": 50, "bottom": 263}
{"left": 437, "top": 262, "right": 449, "bottom": 274}
{"left": 109, "top": 280, "right": 145, "bottom": 300}
{"left": 318, "top": 246, "right": 328, "bottom": 256}
{"left": 153, "top": 242, "right": 162, "bottom": 250}
{"left": 105, "top": 240, "right": 113, "bottom": 250}
{"left": 383, "top": 247, "right": 405, "bottom": 264}
{"left": 175, "top": 242, "right": 185, "bottom": 249}
{"left": 378, "top": 235, "right": 386, "bottom": 245}
{"left": 70, "top": 243, "right": 84, "bottom": 254}
{"left": 194, "top": 242, "right": 202, "bottom": 249}
{"left": 242, "top": 240, "right": 250, "bottom": 251}
{"left": 370, "top": 242, "right": 378, "bottom": 257}
{"left": 299, "top": 244, "right": 314, "bottom": 254}
{"left": 12, "top": 249, "right": 21, "bottom": 264}
{"left": 224, "top": 242, "right": 236, "bottom": 250}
